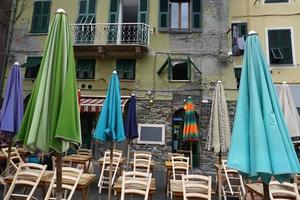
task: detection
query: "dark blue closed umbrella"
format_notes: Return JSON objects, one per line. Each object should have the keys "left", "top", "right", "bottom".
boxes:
{"left": 0, "top": 62, "right": 23, "bottom": 177}
{"left": 124, "top": 94, "right": 138, "bottom": 167}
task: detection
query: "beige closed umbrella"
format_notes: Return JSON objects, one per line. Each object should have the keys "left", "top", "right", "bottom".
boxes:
{"left": 206, "top": 81, "right": 231, "bottom": 154}
{"left": 278, "top": 82, "right": 300, "bottom": 143}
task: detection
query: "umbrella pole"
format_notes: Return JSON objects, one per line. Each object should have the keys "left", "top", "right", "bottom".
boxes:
{"left": 218, "top": 150, "right": 222, "bottom": 200}
{"left": 5, "top": 137, "right": 13, "bottom": 177}
{"left": 126, "top": 139, "right": 131, "bottom": 170}
{"left": 263, "top": 182, "right": 270, "bottom": 200}
{"left": 190, "top": 142, "right": 193, "bottom": 173}
{"left": 108, "top": 141, "right": 114, "bottom": 200}
{"left": 55, "top": 152, "right": 62, "bottom": 200}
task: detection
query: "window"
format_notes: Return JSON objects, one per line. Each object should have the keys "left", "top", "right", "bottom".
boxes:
{"left": 116, "top": 59, "right": 135, "bottom": 80}
{"left": 75, "top": 0, "right": 96, "bottom": 43}
{"left": 157, "top": 56, "right": 201, "bottom": 80}
{"left": 159, "top": 0, "right": 202, "bottom": 32}
{"left": 23, "top": 57, "right": 43, "bottom": 78}
{"left": 31, "top": 1, "right": 51, "bottom": 33}
{"left": 137, "top": 124, "right": 165, "bottom": 145}
{"left": 76, "top": 59, "right": 95, "bottom": 79}
{"left": 231, "top": 23, "right": 247, "bottom": 56}
{"left": 171, "top": 60, "right": 190, "bottom": 80}
{"left": 234, "top": 68, "right": 242, "bottom": 89}
{"left": 268, "top": 29, "right": 293, "bottom": 65}
{"left": 265, "top": 0, "right": 289, "bottom": 3}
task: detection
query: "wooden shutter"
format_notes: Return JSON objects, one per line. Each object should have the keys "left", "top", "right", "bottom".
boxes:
{"left": 31, "top": 1, "right": 42, "bottom": 33}
{"left": 40, "top": 1, "right": 51, "bottom": 33}
{"left": 158, "top": 0, "right": 169, "bottom": 32}
{"left": 138, "top": 0, "right": 148, "bottom": 23}
{"left": 109, "top": 0, "right": 119, "bottom": 23}
{"left": 191, "top": 0, "right": 202, "bottom": 32}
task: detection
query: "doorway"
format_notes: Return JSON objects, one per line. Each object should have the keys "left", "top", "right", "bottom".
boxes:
{"left": 172, "top": 108, "right": 200, "bottom": 168}
{"left": 121, "top": 0, "right": 138, "bottom": 43}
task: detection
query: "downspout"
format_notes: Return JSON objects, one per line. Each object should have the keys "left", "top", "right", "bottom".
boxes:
{"left": 0, "top": 0, "right": 18, "bottom": 96}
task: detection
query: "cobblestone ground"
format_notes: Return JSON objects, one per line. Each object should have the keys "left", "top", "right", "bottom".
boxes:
{"left": 0, "top": 163, "right": 218, "bottom": 200}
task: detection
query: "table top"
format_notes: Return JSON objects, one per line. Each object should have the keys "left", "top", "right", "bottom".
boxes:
{"left": 0, "top": 148, "right": 29, "bottom": 160}
{"left": 245, "top": 183, "right": 264, "bottom": 197}
{"left": 165, "top": 161, "right": 191, "bottom": 170}
{"left": 5, "top": 170, "right": 96, "bottom": 190}
{"left": 63, "top": 154, "right": 92, "bottom": 164}
{"left": 98, "top": 157, "right": 126, "bottom": 164}
{"left": 114, "top": 176, "right": 156, "bottom": 193}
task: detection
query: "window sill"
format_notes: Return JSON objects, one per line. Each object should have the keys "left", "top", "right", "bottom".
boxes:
{"left": 269, "top": 64, "right": 296, "bottom": 68}
{"left": 28, "top": 32, "right": 48, "bottom": 36}
{"left": 120, "top": 79, "right": 135, "bottom": 82}
{"left": 169, "top": 80, "right": 191, "bottom": 83}
{"left": 158, "top": 29, "right": 202, "bottom": 34}
{"left": 76, "top": 78, "right": 95, "bottom": 81}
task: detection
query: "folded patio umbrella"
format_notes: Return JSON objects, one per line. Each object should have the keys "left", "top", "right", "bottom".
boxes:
{"left": 124, "top": 94, "right": 138, "bottom": 168}
{"left": 182, "top": 97, "right": 200, "bottom": 170}
{"left": 206, "top": 80, "right": 231, "bottom": 154}
{"left": 228, "top": 31, "right": 300, "bottom": 199}
{"left": 93, "top": 71, "right": 125, "bottom": 200}
{"left": 278, "top": 82, "right": 300, "bottom": 143}
{"left": 0, "top": 62, "right": 23, "bottom": 176}
{"left": 16, "top": 9, "right": 81, "bottom": 199}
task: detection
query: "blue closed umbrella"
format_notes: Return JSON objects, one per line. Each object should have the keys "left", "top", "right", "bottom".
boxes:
{"left": 93, "top": 71, "right": 125, "bottom": 200}
{"left": 0, "top": 62, "right": 23, "bottom": 176}
{"left": 124, "top": 94, "right": 138, "bottom": 168}
{"left": 228, "top": 31, "right": 300, "bottom": 198}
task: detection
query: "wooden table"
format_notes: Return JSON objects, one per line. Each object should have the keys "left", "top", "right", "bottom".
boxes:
{"left": 63, "top": 154, "right": 92, "bottom": 173}
{"left": 0, "top": 147, "right": 29, "bottom": 161}
{"left": 98, "top": 157, "right": 126, "bottom": 173}
{"left": 129, "top": 160, "right": 155, "bottom": 173}
{"left": 114, "top": 176, "right": 156, "bottom": 199}
{"left": 245, "top": 183, "right": 264, "bottom": 199}
{"left": 4, "top": 170, "right": 96, "bottom": 200}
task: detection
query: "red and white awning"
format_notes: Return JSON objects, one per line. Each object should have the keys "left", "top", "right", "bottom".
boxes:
{"left": 80, "top": 95, "right": 129, "bottom": 113}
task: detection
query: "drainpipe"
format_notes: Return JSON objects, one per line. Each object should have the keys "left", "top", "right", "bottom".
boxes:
{"left": 0, "top": 0, "right": 18, "bottom": 96}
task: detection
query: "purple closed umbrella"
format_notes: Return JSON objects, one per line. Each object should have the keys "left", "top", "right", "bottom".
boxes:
{"left": 0, "top": 62, "right": 24, "bottom": 135}
{"left": 0, "top": 62, "right": 23, "bottom": 177}
{"left": 124, "top": 94, "right": 138, "bottom": 167}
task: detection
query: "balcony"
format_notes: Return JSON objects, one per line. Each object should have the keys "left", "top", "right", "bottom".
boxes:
{"left": 69, "top": 23, "right": 150, "bottom": 57}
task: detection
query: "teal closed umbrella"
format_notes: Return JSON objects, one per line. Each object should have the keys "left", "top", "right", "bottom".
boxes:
{"left": 228, "top": 31, "right": 300, "bottom": 198}
{"left": 94, "top": 71, "right": 125, "bottom": 200}
{"left": 16, "top": 9, "right": 81, "bottom": 199}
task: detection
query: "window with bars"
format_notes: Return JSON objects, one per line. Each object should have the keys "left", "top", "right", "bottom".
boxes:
{"left": 268, "top": 29, "right": 293, "bottom": 65}
{"left": 31, "top": 1, "right": 51, "bottom": 33}
{"left": 159, "top": 0, "right": 201, "bottom": 32}
{"left": 76, "top": 59, "right": 95, "bottom": 79}
{"left": 116, "top": 59, "right": 135, "bottom": 80}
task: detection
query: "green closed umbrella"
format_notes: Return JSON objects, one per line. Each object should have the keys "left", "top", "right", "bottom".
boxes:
{"left": 16, "top": 9, "right": 81, "bottom": 199}
{"left": 228, "top": 31, "right": 300, "bottom": 199}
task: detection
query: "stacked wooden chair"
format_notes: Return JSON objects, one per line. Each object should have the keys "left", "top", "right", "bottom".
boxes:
{"left": 133, "top": 151, "right": 152, "bottom": 174}
{"left": 182, "top": 174, "right": 212, "bottom": 200}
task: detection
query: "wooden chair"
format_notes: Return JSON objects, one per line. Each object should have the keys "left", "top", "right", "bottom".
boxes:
{"left": 4, "top": 162, "right": 47, "bottom": 200}
{"left": 167, "top": 152, "right": 184, "bottom": 161}
{"left": 133, "top": 151, "right": 152, "bottom": 174}
{"left": 98, "top": 150, "right": 122, "bottom": 194}
{"left": 294, "top": 174, "right": 300, "bottom": 194}
{"left": 2, "top": 147, "right": 24, "bottom": 173}
{"left": 52, "top": 156, "right": 73, "bottom": 170}
{"left": 169, "top": 156, "right": 189, "bottom": 198}
{"left": 269, "top": 181, "right": 300, "bottom": 200}
{"left": 77, "top": 148, "right": 94, "bottom": 173}
{"left": 221, "top": 159, "right": 246, "bottom": 200}
{"left": 44, "top": 167, "right": 83, "bottom": 200}
{"left": 182, "top": 174, "right": 212, "bottom": 200}
{"left": 120, "top": 171, "right": 152, "bottom": 200}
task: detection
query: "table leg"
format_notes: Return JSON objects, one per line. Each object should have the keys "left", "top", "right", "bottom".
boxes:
{"left": 217, "top": 167, "right": 222, "bottom": 200}
{"left": 81, "top": 187, "right": 90, "bottom": 200}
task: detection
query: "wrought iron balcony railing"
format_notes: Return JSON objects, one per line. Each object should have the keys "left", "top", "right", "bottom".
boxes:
{"left": 69, "top": 23, "right": 150, "bottom": 47}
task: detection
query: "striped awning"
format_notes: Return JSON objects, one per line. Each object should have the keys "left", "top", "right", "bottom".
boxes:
{"left": 80, "top": 95, "right": 129, "bottom": 112}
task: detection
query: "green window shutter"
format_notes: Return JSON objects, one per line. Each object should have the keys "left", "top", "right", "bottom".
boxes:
{"left": 109, "top": 0, "right": 119, "bottom": 23}
{"left": 138, "top": 0, "right": 148, "bottom": 24}
{"left": 79, "top": 0, "right": 87, "bottom": 14}
{"left": 158, "top": 0, "right": 169, "bottom": 32}
{"left": 157, "top": 56, "right": 170, "bottom": 75}
{"left": 191, "top": 0, "right": 202, "bottom": 32}
{"left": 31, "top": 1, "right": 51, "bottom": 33}
{"left": 88, "top": 0, "right": 96, "bottom": 14}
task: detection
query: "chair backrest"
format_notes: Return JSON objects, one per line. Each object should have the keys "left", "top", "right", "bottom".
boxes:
{"left": 52, "top": 156, "right": 73, "bottom": 170}
{"left": 294, "top": 174, "right": 300, "bottom": 194}
{"left": 44, "top": 167, "right": 83, "bottom": 200}
{"left": 269, "top": 181, "right": 300, "bottom": 200}
{"left": 77, "top": 148, "right": 92, "bottom": 156}
{"left": 133, "top": 152, "right": 152, "bottom": 174}
{"left": 120, "top": 171, "right": 152, "bottom": 200}
{"left": 172, "top": 156, "right": 189, "bottom": 180}
{"left": 221, "top": 159, "right": 246, "bottom": 197}
{"left": 103, "top": 150, "right": 122, "bottom": 182}
{"left": 2, "top": 147, "right": 24, "bottom": 173}
{"left": 182, "top": 174, "right": 212, "bottom": 200}
{"left": 4, "top": 162, "right": 47, "bottom": 200}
